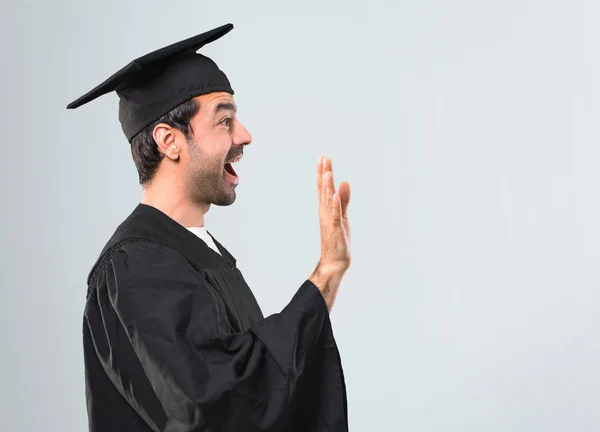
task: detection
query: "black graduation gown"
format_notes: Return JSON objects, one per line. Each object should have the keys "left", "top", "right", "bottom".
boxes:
{"left": 83, "top": 204, "right": 348, "bottom": 431}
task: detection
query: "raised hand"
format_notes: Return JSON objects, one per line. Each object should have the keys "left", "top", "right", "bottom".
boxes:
{"left": 309, "top": 156, "right": 351, "bottom": 311}
{"left": 317, "top": 156, "right": 351, "bottom": 272}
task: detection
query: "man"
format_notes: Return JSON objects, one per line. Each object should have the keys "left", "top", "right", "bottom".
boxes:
{"left": 67, "top": 23, "right": 351, "bottom": 431}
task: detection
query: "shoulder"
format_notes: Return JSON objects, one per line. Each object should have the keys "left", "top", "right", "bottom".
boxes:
{"left": 89, "top": 239, "right": 201, "bottom": 293}
{"left": 111, "top": 240, "right": 197, "bottom": 279}
{"left": 89, "top": 240, "right": 227, "bottom": 337}
{"left": 99, "top": 240, "right": 219, "bottom": 312}
{"left": 116, "top": 240, "right": 184, "bottom": 262}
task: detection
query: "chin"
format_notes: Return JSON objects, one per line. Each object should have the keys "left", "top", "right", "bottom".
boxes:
{"left": 212, "top": 191, "right": 237, "bottom": 207}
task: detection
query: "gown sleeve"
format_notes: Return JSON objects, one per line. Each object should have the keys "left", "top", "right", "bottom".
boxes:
{"left": 84, "top": 240, "right": 330, "bottom": 432}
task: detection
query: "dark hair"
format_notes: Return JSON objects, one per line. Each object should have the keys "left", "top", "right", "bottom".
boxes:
{"left": 130, "top": 98, "right": 201, "bottom": 185}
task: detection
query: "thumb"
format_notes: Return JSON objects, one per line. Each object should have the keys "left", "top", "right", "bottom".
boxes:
{"left": 338, "top": 181, "right": 350, "bottom": 218}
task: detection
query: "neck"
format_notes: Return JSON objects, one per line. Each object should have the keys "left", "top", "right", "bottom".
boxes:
{"left": 140, "top": 176, "right": 210, "bottom": 228}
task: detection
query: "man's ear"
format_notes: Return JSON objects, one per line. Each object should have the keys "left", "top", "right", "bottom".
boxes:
{"left": 153, "top": 123, "right": 180, "bottom": 161}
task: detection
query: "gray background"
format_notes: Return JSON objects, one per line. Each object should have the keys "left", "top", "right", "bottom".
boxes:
{"left": 1, "top": 0, "right": 598, "bottom": 430}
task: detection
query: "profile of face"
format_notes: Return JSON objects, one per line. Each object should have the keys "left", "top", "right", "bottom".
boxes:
{"left": 159, "top": 92, "right": 252, "bottom": 207}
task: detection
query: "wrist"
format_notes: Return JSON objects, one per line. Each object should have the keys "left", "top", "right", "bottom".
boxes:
{"left": 308, "top": 263, "right": 344, "bottom": 311}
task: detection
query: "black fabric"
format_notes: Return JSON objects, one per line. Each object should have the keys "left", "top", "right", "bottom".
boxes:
{"left": 66, "top": 23, "right": 235, "bottom": 142}
{"left": 83, "top": 204, "right": 349, "bottom": 431}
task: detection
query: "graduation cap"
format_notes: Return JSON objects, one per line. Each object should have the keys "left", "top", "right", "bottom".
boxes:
{"left": 67, "top": 23, "right": 235, "bottom": 142}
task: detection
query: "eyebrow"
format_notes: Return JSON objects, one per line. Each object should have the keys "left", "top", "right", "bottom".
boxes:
{"left": 214, "top": 102, "right": 237, "bottom": 115}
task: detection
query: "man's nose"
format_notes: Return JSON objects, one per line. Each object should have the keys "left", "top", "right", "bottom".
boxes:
{"left": 234, "top": 120, "right": 252, "bottom": 146}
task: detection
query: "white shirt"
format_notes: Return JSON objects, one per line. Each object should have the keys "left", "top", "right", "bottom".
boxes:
{"left": 186, "top": 226, "right": 222, "bottom": 256}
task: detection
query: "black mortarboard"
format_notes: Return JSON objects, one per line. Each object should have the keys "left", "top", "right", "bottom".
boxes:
{"left": 67, "top": 23, "right": 235, "bottom": 142}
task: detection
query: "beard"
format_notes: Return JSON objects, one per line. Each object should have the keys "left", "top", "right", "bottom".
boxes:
{"left": 185, "top": 139, "right": 240, "bottom": 207}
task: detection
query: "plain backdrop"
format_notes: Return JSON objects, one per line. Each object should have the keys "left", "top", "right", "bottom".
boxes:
{"left": 1, "top": 0, "right": 599, "bottom": 430}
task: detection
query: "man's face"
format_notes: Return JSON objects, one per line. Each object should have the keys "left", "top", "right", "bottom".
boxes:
{"left": 182, "top": 92, "right": 252, "bottom": 207}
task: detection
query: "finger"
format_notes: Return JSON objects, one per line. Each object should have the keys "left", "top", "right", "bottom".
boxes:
{"left": 327, "top": 160, "right": 336, "bottom": 206}
{"left": 321, "top": 157, "right": 328, "bottom": 204}
{"left": 324, "top": 172, "right": 332, "bottom": 208}
{"left": 338, "top": 181, "right": 351, "bottom": 219}
{"left": 317, "top": 156, "right": 323, "bottom": 208}
{"left": 317, "top": 156, "right": 323, "bottom": 196}
{"left": 322, "top": 157, "right": 332, "bottom": 204}
{"left": 332, "top": 193, "right": 341, "bottom": 224}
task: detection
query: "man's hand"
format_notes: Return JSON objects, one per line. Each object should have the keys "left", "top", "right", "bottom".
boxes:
{"left": 309, "top": 156, "right": 351, "bottom": 311}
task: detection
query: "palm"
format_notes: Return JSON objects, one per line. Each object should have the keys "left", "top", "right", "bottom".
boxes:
{"left": 317, "top": 157, "right": 352, "bottom": 269}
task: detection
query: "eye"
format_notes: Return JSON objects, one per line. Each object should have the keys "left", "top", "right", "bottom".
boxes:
{"left": 220, "top": 117, "right": 232, "bottom": 128}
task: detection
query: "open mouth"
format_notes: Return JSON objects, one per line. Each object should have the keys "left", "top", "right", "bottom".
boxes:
{"left": 224, "top": 154, "right": 242, "bottom": 182}
{"left": 224, "top": 162, "right": 237, "bottom": 177}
